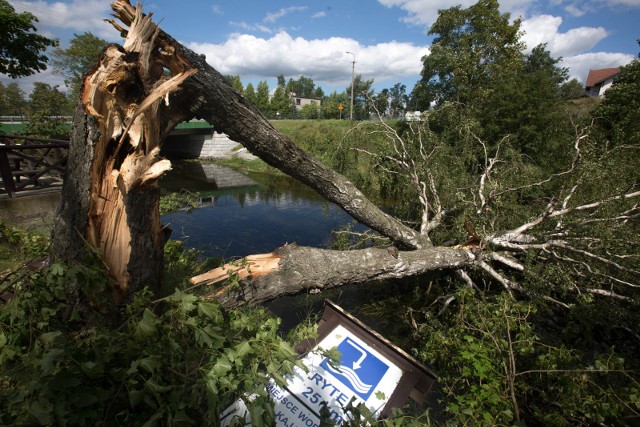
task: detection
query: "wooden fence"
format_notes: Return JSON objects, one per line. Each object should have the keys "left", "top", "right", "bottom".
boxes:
{"left": 0, "top": 135, "right": 69, "bottom": 198}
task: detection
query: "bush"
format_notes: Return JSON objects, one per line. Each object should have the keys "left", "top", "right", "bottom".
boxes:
{"left": 0, "top": 256, "right": 308, "bottom": 425}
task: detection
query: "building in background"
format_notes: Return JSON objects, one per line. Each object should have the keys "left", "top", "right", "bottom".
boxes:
{"left": 585, "top": 68, "right": 621, "bottom": 97}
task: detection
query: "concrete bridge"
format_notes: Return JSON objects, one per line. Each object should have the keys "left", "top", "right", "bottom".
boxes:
{"left": 162, "top": 121, "right": 245, "bottom": 159}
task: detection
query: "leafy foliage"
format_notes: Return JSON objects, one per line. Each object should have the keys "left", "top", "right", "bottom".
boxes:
{"left": 0, "top": 219, "right": 50, "bottom": 259}
{"left": 159, "top": 190, "right": 200, "bottom": 215}
{"left": 51, "top": 32, "right": 109, "bottom": 99}
{"left": 413, "top": 290, "right": 640, "bottom": 425}
{"left": 25, "top": 82, "right": 71, "bottom": 137}
{"left": 0, "top": 256, "right": 307, "bottom": 426}
{"left": 0, "top": 0, "right": 58, "bottom": 78}
{"left": 418, "top": 0, "right": 523, "bottom": 108}
{"left": 0, "top": 81, "right": 28, "bottom": 117}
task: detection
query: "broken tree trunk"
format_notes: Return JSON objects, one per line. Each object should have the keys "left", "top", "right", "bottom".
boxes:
{"left": 52, "top": 0, "right": 436, "bottom": 304}
{"left": 52, "top": 4, "right": 196, "bottom": 300}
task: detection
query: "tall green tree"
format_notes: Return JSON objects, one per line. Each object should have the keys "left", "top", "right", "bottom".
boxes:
{"left": 388, "top": 83, "right": 407, "bottom": 117}
{"left": 0, "top": 0, "right": 58, "bottom": 78}
{"left": 255, "top": 80, "right": 270, "bottom": 114}
{"left": 26, "top": 82, "right": 70, "bottom": 137}
{"left": 416, "top": 0, "right": 523, "bottom": 108}
{"left": 1, "top": 82, "right": 27, "bottom": 117}
{"left": 225, "top": 74, "right": 244, "bottom": 93}
{"left": 559, "top": 78, "right": 584, "bottom": 100}
{"left": 51, "top": 32, "right": 108, "bottom": 99}
{"left": 485, "top": 43, "right": 571, "bottom": 162}
{"left": 270, "top": 85, "right": 292, "bottom": 118}
{"left": 243, "top": 82, "right": 256, "bottom": 105}
{"left": 345, "top": 74, "right": 374, "bottom": 119}
{"left": 321, "top": 91, "right": 347, "bottom": 119}
{"left": 287, "top": 75, "right": 316, "bottom": 98}
{"left": 372, "top": 88, "right": 389, "bottom": 116}
{"left": 313, "top": 86, "right": 324, "bottom": 99}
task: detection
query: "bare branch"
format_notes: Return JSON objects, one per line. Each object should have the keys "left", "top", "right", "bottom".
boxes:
{"left": 455, "top": 269, "right": 479, "bottom": 291}
{"left": 549, "top": 191, "right": 640, "bottom": 218}
{"left": 553, "top": 242, "right": 640, "bottom": 277}
{"left": 489, "top": 252, "right": 525, "bottom": 271}
{"left": 478, "top": 260, "right": 515, "bottom": 293}
{"left": 585, "top": 288, "right": 632, "bottom": 301}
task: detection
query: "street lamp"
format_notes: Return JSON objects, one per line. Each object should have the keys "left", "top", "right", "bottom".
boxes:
{"left": 346, "top": 51, "right": 355, "bottom": 120}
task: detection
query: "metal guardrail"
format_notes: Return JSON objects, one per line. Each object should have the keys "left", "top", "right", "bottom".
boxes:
{"left": 0, "top": 135, "right": 69, "bottom": 198}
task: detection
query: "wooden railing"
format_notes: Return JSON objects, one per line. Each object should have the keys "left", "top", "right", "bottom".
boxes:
{"left": 0, "top": 135, "right": 69, "bottom": 198}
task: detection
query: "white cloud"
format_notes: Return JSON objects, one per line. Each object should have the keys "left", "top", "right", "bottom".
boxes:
{"left": 311, "top": 11, "right": 327, "bottom": 19}
{"left": 188, "top": 32, "right": 429, "bottom": 87}
{"left": 8, "top": 0, "right": 116, "bottom": 41}
{"left": 211, "top": 5, "right": 223, "bottom": 15}
{"left": 561, "top": 51, "right": 635, "bottom": 83}
{"left": 263, "top": 6, "right": 307, "bottom": 23}
{"left": 229, "top": 21, "right": 272, "bottom": 34}
{"left": 521, "top": 15, "right": 608, "bottom": 57}
{"left": 377, "top": 0, "right": 535, "bottom": 28}
{"left": 0, "top": 68, "right": 66, "bottom": 95}
{"left": 563, "top": 3, "right": 589, "bottom": 16}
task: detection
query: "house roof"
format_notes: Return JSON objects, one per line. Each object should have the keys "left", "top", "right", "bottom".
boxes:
{"left": 586, "top": 67, "right": 621, "bottom": 87}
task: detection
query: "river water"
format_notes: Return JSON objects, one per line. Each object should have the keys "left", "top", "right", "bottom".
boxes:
{"left": 160, "top": 162, "right": 365, "bottom": 260}
{"left": 160, "top": 162, "right": 377, "bottom": 328}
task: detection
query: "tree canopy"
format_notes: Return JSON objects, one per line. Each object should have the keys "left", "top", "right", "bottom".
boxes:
{"left": 0, "top": 0, "right": 58, "bottom": 78}
{"left": 417, "top": 0, "right": 523, "bottom": 108}
{"left": 50, "top": 32, "right": 109, "bottom": 98}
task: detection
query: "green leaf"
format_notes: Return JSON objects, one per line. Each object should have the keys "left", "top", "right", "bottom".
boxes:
{"left": 39, "top": 330, "right": 63, "bottom": 348}
{"left": 135, "top": 308, "right": 159, "bottom": 338}
{"left": 80, "top": 360, "right": 104, "bottom": 377}
{"left": 29, "top": 399, "right": 52, "bottom": 425}
{"left": 129, "top": 389, "right": 145, "bottom": 407}
{"left": 40, "top": 348, "right": 64, "bottom": 374}
{"left": 212, "top": 356, "right": 232, "bottom": 377}
{"left": 375, "top": 390, "right": 386, "bottom": 400}
{"left": 198, "top": 301, "right": 221, "bottom": 321}
{"left": 235, "top": 340, "right": 252, "bottom": 358}
{"left": 145, "top": 380, "right": 173, "bottom": 394}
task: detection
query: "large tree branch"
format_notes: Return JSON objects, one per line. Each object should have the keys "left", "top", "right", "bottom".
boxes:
{"left": 191, "top": 245, "right": 476, "bottom": 308}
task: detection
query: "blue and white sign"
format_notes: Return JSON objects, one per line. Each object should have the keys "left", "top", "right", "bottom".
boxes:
{"left": 221, "top": 322, "right": 409, "bottom": 427}
{"left": 320, "top": 337, "right": 389, "bottom": 401}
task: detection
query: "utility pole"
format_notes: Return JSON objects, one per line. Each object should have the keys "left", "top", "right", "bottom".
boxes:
{"left": 346, "top": 51, "right": 355, "bottom": 120}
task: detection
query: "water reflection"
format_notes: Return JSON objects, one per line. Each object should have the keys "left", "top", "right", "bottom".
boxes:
{"left": 160, "top": 162, "right": 365, "bottom": 259}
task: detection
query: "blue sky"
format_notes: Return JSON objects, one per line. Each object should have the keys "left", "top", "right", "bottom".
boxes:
{"left": 4, "top": 0, "right": 639, "bottom": 95}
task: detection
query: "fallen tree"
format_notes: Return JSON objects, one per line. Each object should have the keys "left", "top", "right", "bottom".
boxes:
{"left": 52, "top": 0, "right": 639, "bottom": 310}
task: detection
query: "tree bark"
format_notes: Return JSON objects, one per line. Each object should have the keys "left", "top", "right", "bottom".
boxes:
{"left": 192, "top": 245, "right": 476, "bottom": 308}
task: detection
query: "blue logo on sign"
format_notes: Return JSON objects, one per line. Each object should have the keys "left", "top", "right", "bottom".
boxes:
{"left": 320, "top": 337, "right": 389, "bottom": 401}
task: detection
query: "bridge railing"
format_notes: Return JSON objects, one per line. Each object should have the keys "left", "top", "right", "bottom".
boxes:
{"left": 0, "top": 135, "right": 69, "bottom": 198}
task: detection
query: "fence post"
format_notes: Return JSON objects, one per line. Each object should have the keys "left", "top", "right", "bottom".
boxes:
{"left": 0, "top": 148, "right": 16, "bottom": 198}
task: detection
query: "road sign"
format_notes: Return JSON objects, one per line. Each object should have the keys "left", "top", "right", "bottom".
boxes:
{"left": 338, "top": 104, "right": 344, "bottom": 110}
{"left": 220, "top": 300, "right": 437, "bottom": 426}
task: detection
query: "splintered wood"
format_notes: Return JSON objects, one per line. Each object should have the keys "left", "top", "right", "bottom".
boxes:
{"left": 190, "top": 253, "right": 283, "bottom": 295}
{"left": 80, "top": 0, "right": 196, "bottom": 299}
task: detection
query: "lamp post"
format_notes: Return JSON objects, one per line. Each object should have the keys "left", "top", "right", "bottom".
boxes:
{"left": 346, "top": 51, "right": 355, "bottom": 120}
